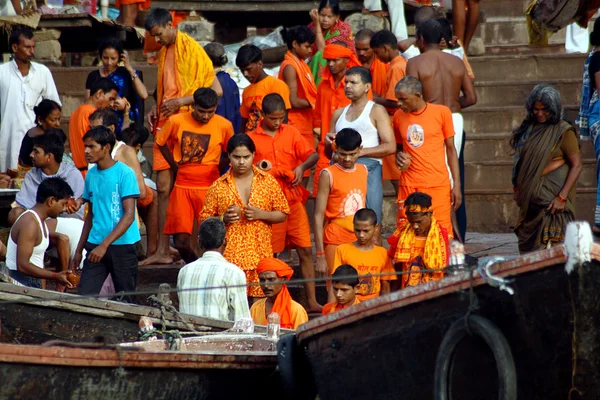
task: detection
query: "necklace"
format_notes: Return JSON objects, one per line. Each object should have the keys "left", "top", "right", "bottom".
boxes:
{"left": 411, "top": 103, "right": 428, "bottom": 116}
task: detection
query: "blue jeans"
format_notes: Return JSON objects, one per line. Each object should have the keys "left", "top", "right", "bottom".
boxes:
{"left": 356, "top": 157, "right": 383, "bottom": 224}
{"left": 589, "top": 98, "right": 600, "bottom": 226}
{"left": 9, "top": 269, "right": 41, "bottom": 288}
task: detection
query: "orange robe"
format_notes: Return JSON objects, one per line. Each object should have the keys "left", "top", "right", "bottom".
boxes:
{"left": 248, "top": 123, "right": 315, "bottom": 252}
{"left": 332, "top": 243, "right": 397, "bottom": 301}
{"left": 382, "top": 55, "right": 408, "bottom": 181}
{"left": 68, "top": 103, "right": 96, "bottom": 176}
{"left": 251, "top": 298, "right": 308, "bottom": 329}
{"left": 240, "top": 75, "right": 291, "bottom": 132}
{"left": 322, "top": 297, "right": 361, "bottom": 315}
{"left": 199, "top": 167, "right": 290, "bottom": 297}
{"left": 368, "top": 57, "right": 389, "bottom": 97}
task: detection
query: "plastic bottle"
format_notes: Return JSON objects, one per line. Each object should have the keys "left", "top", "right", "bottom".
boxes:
{"left": 449, "top": 240, "right": 465, "bottom": 267}
{"left": 266, "top": 312, "right": 280, "bottom": 340}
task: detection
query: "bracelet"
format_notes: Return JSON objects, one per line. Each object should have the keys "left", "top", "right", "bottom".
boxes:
{"left": 316, "top": 251, "right": 325, "bottom": 257}
{"left": 557, "top": 193, "right": 567, "bottom": 202}
{"left": 131, "top": 73, "right": 138, "bottom": 82}
{"left": 52, "top": 272, "right": 57, "bottom": 279}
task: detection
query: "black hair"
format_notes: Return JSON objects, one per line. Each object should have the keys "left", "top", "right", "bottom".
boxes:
{"left": 370, "top": 30, "right": 398, "bottom": 48}
{"left": 416, "top": 19, "right": 443, "bottom": 45}
{"left": 204, "top": 42, "right": 228, "bottom": 67}
{"left": 83, "top": 126, "right": 116, "bottom": 152}
{"left": 354, "top": 28, "right": 375, "bottom": 42}
{"left": 90, "top": 108, "right": 119, "bottom": 131}
{"left": 36, "top": 177, "right": 74, "bottom": 204}
{"left": 193, "top": 88, "right": 219, "bottom": 109}
{"left": 281, "top": 26, "right": 315, "bottom": 49}
{"left": 405, "top": 192, "right": 433, "bottom": 215}
{"left": 346, "top": 66, "right": 372, "bottom": 84}
{"left": 235, "top": 45, "right": 263, "bottom": 68}
{"left": 354, "top": 208, "right": 377, "bottom": 225}
{"left": 227, "top": 133, "right": 256, "bottom": 154}
{"left": 9, "top": 27, "right": 34, "bottom": 51}
{"left": 591, "top": 18, "right": 600, "bottom": 46}
{"left": 33, "top": 100, "right": 61, "bottom": 125}
{"left": 90, "top": 78, "right": 119, "bottom": 97}
{"left": 199, "top": 217, "right": 227, "bottom": 250}
{"left": 98, "top": 38, "right": 124, "bottom": 58}
{"left": 318, "top": 0, "right": 340, "bottom": 15}
{"left": 32, "top": 130, "right": 66, "bottom": 163}
{"left": 120, "top": 124, "right": 149, "bottom": 148}
{"left": 144, "top": 8, "right": 172, "bottom": 30}
{"left": 436, "top": 18, "right": 453, "bottom": 44}
{"left": 262, "top": 93, "right": 287, "bottom": 114}
{"left": 331, "top": 264, "right": 360, "bottom": 287}
{"left": 335, "top": 128, "right": 362, "bottom": 151}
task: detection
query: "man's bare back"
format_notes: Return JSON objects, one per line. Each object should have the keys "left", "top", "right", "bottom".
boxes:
{"left": 407, "top": 50, "right": 475, "bottom": 113}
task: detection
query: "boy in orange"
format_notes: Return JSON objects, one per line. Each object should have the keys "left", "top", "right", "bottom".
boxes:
{"left": 251, "top": 257, "right": 308, "bottom": 329}
{"left": 248, "top": 93, "right": 321, "bottom": 311}
{"left": 393, "top": 76, "right": 461, "bottom": 237}
{"left": 279, "top": 26, "right": 317, "bottom": 153}
{"left": 387, "top": 192, "right": 449, "bottom": 289}
{"left": 371, "top": 29, "right": 408, "bottom": 188}
{"left": 313, "top": 128, "right": 367, "bottom": 278}
{"left": 322, "top": 264, "right": 361, "bottom": 315}
{"left": 155, "top": 88, "right": 234, "bottom": 263}
{"left": 236, "top": 45, "right": 291, "bottom": 132}
{"left": 354, "top": 29, "right": 389, "bottom": 98}
{"left": 331, "top": 208, "right": 396, "bottom": 302}
{"left": 69, "top": 78, "right": 118, "bottom": 178}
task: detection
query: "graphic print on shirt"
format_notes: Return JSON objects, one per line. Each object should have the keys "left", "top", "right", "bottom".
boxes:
{"left": 356, "top": 264, "right": 380, "bottom": 295}
{"left": 180, "top": 131, "right": 211, "bottom": 164}
{"left": 111, "top": 183, "right": 121, "bottom": 229}
{"left": 246, "top": 101, "right": 262, "bottom": 132}
{"left": 339, "top": 189, "right": 365, "bottom": 217}
{"left": 407, "top": 124, "right": 425, "bottom": 148}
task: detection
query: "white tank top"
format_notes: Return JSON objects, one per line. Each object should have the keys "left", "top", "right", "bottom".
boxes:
{"left": 335, "top": 101, "right": 381, "bottom": 164}
{"left": 7, "top": 210, "right": 50, "bottom": 271}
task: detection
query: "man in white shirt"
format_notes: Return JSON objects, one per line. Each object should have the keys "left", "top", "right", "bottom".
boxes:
{"left": 177, "top": 218, "right": 250, "bottom": 322}
{"left": 0, "top": 27, "right": 61, "bottom": 172}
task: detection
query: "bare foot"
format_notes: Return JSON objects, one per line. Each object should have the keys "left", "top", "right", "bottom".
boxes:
{"left": 306, "top": 301, "right": 324, "bottom": 313}
{"left": 138, "top": 253, "right": 174, "bottom": 266}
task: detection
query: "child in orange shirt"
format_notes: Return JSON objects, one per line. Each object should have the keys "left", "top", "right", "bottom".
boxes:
{"left": 236, "top": 45, "right": 291, "bottom": 132}
{"left": 331, "top": 208, "right": 397, "bottom": 302}
{"left": 322, "top": 264, "right": 361, "bottom": 315}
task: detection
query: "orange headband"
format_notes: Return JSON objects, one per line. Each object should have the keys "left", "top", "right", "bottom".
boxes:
{"left": 405, "top": 204, "right": 432, "bottom": 213}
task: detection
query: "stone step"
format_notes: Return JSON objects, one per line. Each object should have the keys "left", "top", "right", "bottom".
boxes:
{"left": 462, "top": 105, "right": 580, "bottom": 134}
{"left": 481, "top": 0, "right": 530, "bottom": 19}
{"left": 480, "top": 17, "right": 567, "bottom": 46}
{"left": 474, "top": 79, "right": 581, "bottom": 107}
{"left": 469, "top": 53, "right": 586, "bottom": 82}
{"left": 484, "top": 43, "right": 567, "bottom": 56}
{"left": 464, "top": 158, "right": 597, "bottom": 191}
{"left": 464, "top": 133, "right": 595, "bottom": 161}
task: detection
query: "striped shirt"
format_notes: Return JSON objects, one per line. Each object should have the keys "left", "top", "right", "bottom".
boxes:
{"left": 177, "top": 251, "right": 251, "bottom": 321}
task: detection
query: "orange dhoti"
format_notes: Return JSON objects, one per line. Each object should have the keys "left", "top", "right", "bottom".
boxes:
{"left": 138, "top": 184, "right": 155, "bottom": 208}
{"left": 164, "top": 187, "right": 207, "bottom": 235}
{"left": 272, "top": 201, "right": 312, "bottom": 253}
{"left": 397, "top": 184, "right": 453, "bottom": 238}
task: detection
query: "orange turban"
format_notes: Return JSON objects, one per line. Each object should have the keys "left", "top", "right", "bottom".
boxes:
{"left": 321, "top": 44, "right": 361, "bottom": 82}
{"left": 257, "top": 258, "right": 294, "bottom": 328}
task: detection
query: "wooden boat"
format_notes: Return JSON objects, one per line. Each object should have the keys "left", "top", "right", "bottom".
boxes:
{"left": 278, "top": 224, "right": 600, "bottom": 399}
{"left": 0, "top": 333, "right": 283, "bottom": 400}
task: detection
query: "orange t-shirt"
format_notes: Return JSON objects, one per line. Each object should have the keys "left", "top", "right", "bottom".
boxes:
{"left": 240, "top": 75, "right": 291, "bottom": 132}
{"left": 278, "top": 56, "right": 317, "bottom": 137}
{"left": 248, "top": 123, "right": 316, "bottom": 203}
{"left": 333, "top": 243, "right": 397, "bottom": 301}
{"left": 369, "top": 57, "right": 389, "bottom": 97}
{"left": 392, "top": 103, "right": 454, "bottom": 188}
{"left": 384, "top": 56, "right": 408, "bottom": 102}
{"left": 322, "top": 297, "right": 361, "bottom": 315}
{"left": 155, "top": 112, "right": 234, "bottom": 188}
{"left": 68, "top": 103, "right": 96, "bottom": 170}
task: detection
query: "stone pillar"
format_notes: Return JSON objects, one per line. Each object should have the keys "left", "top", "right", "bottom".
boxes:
{"left": 34, "top": 29, "right": 62, "bottom": 65}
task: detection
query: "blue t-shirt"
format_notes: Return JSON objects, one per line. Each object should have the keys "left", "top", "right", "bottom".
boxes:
{"left": 83, "top": 161, "right": 140, "bottom": 245}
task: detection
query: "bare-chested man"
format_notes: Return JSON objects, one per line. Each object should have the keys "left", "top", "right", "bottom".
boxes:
{"left": 406, "top": 18, "right": 476, "bottom": 241}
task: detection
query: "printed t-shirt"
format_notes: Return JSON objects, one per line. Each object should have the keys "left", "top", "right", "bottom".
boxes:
{"left": 82, "top": 161, "right": 140, "bottom": 245}
{"left": 240, "top": 75, "right": 291, "bottom": 132}
{"left": 68, "top": 104, "right": 96, "bottom": 170}
{"left": 333, "top": 243, "right": 397, "bottom": 301}
{"left": 156, "top": 112, "right": 234, "bottom": 189}
{"left": 392, "top": 103, "right": 455, "bottom": 188}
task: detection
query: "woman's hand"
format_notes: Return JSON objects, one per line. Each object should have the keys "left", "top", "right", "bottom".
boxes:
{"left": 547, "top": 196, "right": 566, "bottom": 214}
{"left": 114, "top": 97, "right": 127, "bottom": 111}
{"left": 309, "top": 8, "right": 320, "bottom": 26}
{"left": 121, "top": 51, "right": 133, "bottom": 74}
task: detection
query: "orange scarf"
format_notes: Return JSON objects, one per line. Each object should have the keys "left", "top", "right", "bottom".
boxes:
{"left": 257, "top": 258, "right": 295, "bottom": 329}
{"left": 391, "top": 215, "right": 449, "bottom": 269}
{"left": 326, "top": 297, "right": 360, "bottom": 314}
{"left": 280, "top": 51, "right": 317, "bottom": 107}
{"left": 157, "top": 31, "right": 215, "bottom": 109}
{"left": 321, "top": 44, "right": 361, "bottom": 83}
